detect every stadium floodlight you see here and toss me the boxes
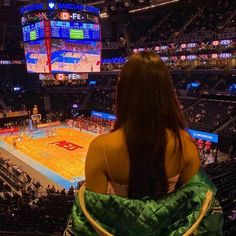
[100,12,109,18]
[100,6,108,18]
[87,0,105,6]
[129,0,179,13]
[110,5,116,11]
[124,1,131,7]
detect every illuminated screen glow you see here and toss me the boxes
[23,21,45,42]
[70,29,84,39]
[51,39,101,73]
[30,30,37,40]
[24,40,50,73]
[22,19,101,73]
[50,21,100,40]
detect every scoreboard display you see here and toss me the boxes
[50,21,100,40]
[23,21,100,42]
[21,2,101,73]
[23,21,45,41]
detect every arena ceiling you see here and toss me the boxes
[0,0,179,16]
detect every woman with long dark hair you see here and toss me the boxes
[85,51,199,198]
[65,52,223,236]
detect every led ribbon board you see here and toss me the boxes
[20,2,100,15]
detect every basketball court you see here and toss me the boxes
[0,127,96,188]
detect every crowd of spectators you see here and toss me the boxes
[101,63,123,71]
[142,1,201,43]
[183,0,235,36]
[0,153,75,235]
[72,76,236,156]
[86,88,115,113]
[74,115,113,134]
[98,0,235,72]
[205,160,236,236]
[127,0,236,45]
[1,146,236,235]
[50,92,87,115]
[15,71,231,153]
[72,114,225,167]
[0,153,45,193]
[100,56,235,72]
[219,120,236,138]
[194,139,219,165]
[75,75,236,135]
[0,95,235,235]
[184,100,236,132]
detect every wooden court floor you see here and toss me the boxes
[1,128,96,181]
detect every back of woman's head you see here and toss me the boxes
[113,51,186,199]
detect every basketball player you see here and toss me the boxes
[99,126,102,135]
[74,61,77,71]
[10,126,14,136]
[47,129,51,138]
[59,62,64,71]
[12,138,17,150]
[81,49,88,63]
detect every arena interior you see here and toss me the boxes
[0,0,236,235]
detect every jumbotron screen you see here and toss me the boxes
[21,2,101,73]
[24,39,50,73]
[51,39,101,73]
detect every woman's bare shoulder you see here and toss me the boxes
[90,129,123,148]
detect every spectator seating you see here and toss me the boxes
[1,154,236,235]
[127,0,236,45]
[0,154,75,235]
[205,160,236,236]
[184,100,236,132]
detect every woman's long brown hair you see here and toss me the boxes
[113,51,186,199]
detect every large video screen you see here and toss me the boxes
[22,20,101,73]
[24,40,50,73]
[51,39,101,73]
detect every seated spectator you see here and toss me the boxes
[51,185,56,193]
[61,188,66,195]
[33,180,41,189]
[65,52,223,235]
[68,186,74,196]
[46,185,51,194]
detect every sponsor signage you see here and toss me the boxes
[20,3,44,14]
[91,111,116,120]
[39,73,88,80]
[188,129,218,143]
[20,2,100,15]
[0,60,25,64]
[51,140,83,151]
